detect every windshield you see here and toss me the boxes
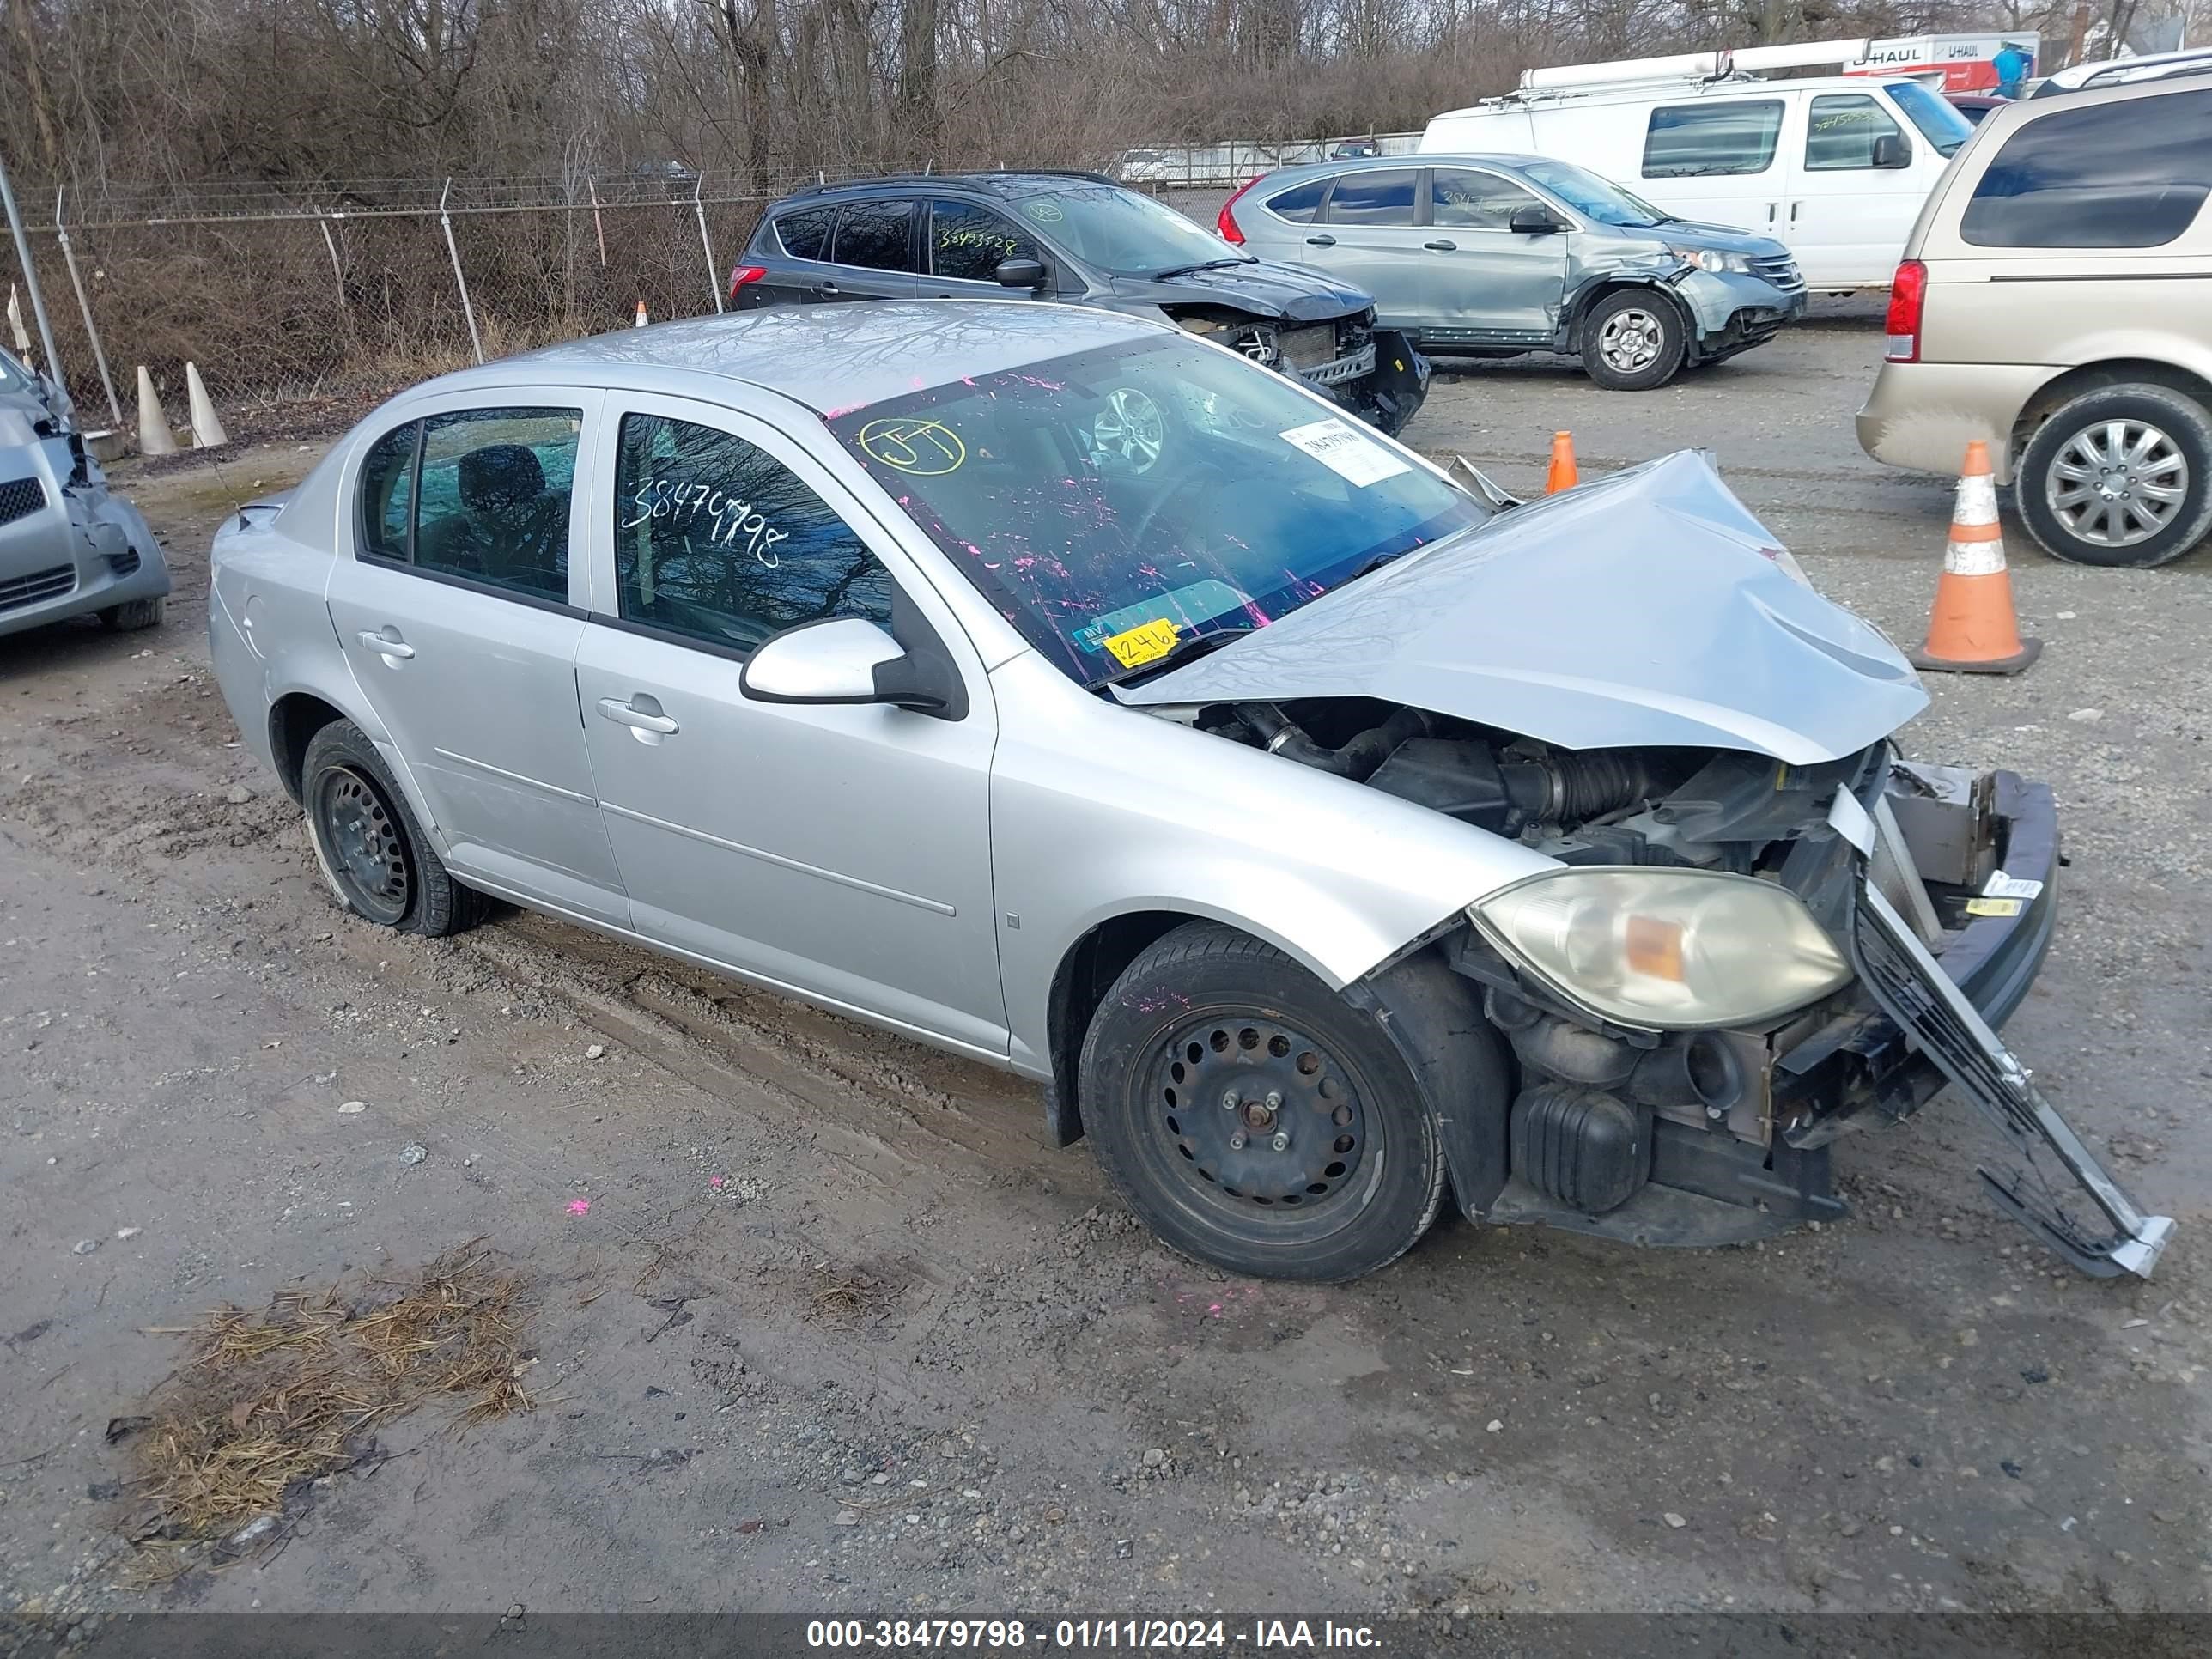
[1885,82,1973,155]
[830,337,1488,688]
[1515,158,1672,227]
[0,349,33,393]
[1005,180,1246,277]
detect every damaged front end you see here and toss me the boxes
[1173,308,1431,437]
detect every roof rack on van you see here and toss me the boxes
[1511,36,1875,96]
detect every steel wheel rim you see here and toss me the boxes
[313,767,410,925]
[2047,418,2188,548]
[1092,386,1166,474]
[1143,1013,1370,1220]
[1598,307,1664,373]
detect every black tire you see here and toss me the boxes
[1077,922,1446,1282]
[1578,289,1687,392]
[2016,385,2212,568]
[99,596,165,630]
[300,720,487,937]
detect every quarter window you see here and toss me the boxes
[1322,170,1418,227]
[1962,93,2212,249]
[929,200,1041,283]
[775,207,835,261]
[1805,94,1908,171]
[612,412,895,654]
[832,200,917,272]
[1262,179,1330,223]
[1428,168,1543,229]
[1642,100,1784,178]
[355,407,579,605]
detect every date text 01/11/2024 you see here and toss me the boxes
[804,1620,1382,1650]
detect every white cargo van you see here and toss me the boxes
[1421,45,1978,289]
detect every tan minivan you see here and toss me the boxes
[1856,76,2212,567]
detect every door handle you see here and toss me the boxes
[357,629,413,660]
[1304,234,1336,246]
[596,696,679,736]
[1790,202,1802,223]
[819,282,842,297]
[1766,203,1778,224]
[1423,240,1457,251]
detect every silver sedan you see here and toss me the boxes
[207,301,2168,1283]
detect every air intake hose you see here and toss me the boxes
[1240,703,1427,781]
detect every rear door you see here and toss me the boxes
[1634,94,1791,235]
[823,198,927,302]
[1300,167,1426,330]
[1784,92,1925,286]
[1419,166,1569,343]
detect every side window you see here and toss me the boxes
[1805,94,1907,171]
[1428,168,1542,229]
[929,200,1041,283]
[1263,178,1330,224]
[1322,170,1418,227]
[357,422,418,562]
[1642,100,1784,178]
[1962,93,2212,249]
[832,200,917,272]
[411,408,580,603]
[612,412,896,654]
[775,207,835,261]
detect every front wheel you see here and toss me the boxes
[1076,923,1446,1282]
[2016,385,2212,568]
[1579,290,1687,391]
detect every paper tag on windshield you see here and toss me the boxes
[1982,870,2044,901]
[1279,418,1410,487]
[1101,617,1179,669]
[1965,896,2025,918]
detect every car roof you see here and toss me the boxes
[1259,152,1540,185]
[415,301,1164,418]
[771,171,1121,208]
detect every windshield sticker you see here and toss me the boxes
[620,479,788,566]
[1072,580,1251,653]
[1100,617,1179,669]
[1982,870,2044,901]
[1279,418,1411,488]
[1964,896,2025,919]
[858,417,966,476]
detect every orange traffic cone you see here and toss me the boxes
[1544,431,1578,494]
[1910,440,2041,675]
[634,299,648,328]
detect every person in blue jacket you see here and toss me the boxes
[1993,40,2034,97]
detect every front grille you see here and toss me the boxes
[106,548,140,578]
[0,476,45,528]
[0,562,76,612]
[1750,253,1805,293]
[1850,892,2032,1135]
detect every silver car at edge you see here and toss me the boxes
[207,301,2169,1284]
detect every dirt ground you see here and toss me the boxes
[2,315,2208,1636]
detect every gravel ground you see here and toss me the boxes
[0,315,2207,1638]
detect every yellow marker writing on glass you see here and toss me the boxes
[1101,617,1179,669]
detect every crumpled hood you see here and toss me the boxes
[1656,220,1794,258]
[1117,449,1927,764]
[1113,258,1372,324]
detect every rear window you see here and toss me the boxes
[1323,170,1417,227]
[1643,100,1784,178]
[832,200,916,271]
[1263,179,1330,223]
[775,207,834,261]
[1962,93,2212,248]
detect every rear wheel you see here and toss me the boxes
[1077,922,1445,1282]
[2017,385,2212,568]
[301,720,486,936]
[1580,290,1687,392]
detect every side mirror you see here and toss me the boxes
[739,617,948,714]
[1509,204,1566,235]
[1872,131,1911,169]
[994,257,1048,289]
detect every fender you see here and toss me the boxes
[1555,270,1692,354]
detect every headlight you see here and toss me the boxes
[1668,246,1753,276]
[1468,867,1853,1030]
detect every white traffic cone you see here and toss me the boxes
[135,366,179,457]
[185,362,228,447]
[634,299,648,328]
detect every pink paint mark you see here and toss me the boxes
[822,404,860,421]
[566,1198,592,1216]
[709,1175,726,1190]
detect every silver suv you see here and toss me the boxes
[1856,76,2212,567]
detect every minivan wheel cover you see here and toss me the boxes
[2047,419,2190,548]
[314,767,410,925]
[1598,308,1665,373]
[1146,1014,1368,1213]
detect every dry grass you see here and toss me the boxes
[115,1243,533,1552]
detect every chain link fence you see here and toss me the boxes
[0,143,1413,437]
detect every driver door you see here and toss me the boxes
[574,392,1009,1055]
